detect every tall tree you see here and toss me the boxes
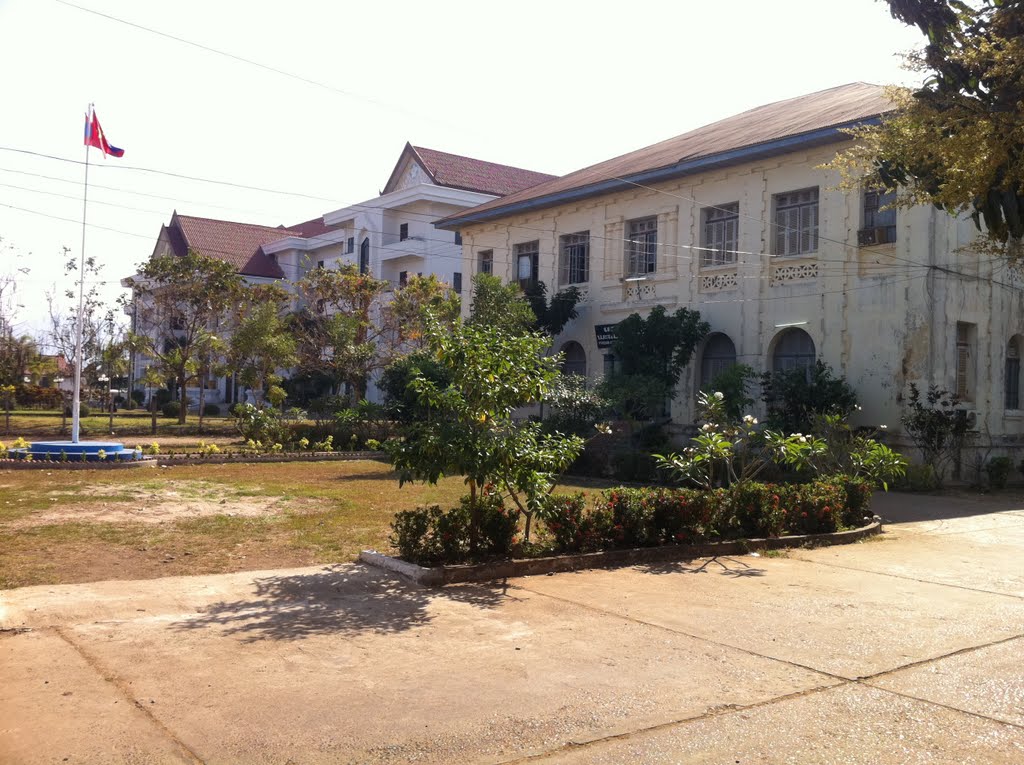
[832,1,1024,256]
[381,274,461,355]
[228,283,296,407]
[292,264,388,400]
[467,274,535,334]
[600,305,710,420]
[125,251,243,423]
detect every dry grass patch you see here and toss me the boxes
[0,460,613,589]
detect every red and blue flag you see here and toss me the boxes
[83,109,124,158]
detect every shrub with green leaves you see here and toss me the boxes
[761,361,858,434]
[986,456,1013,489]
[232,403,287,444]
[901,384,971,487]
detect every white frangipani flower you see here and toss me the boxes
[714,391,724,400]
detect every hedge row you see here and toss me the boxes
[391,476,874,565]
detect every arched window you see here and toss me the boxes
[772,328,815,373]
[359,237,370,275]
[700,333,737,390]
[561,341,587,377]
[1006,336,1022,409]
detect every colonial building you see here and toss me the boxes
[124,145,555,406]
[439,83,1024,458]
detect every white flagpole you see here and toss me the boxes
[71,103,93,444]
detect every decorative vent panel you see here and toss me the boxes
[699,271,738,292]
[770,261,818,286]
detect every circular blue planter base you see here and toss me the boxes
[8,441,143,462]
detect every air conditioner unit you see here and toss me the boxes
[857,227,896,246]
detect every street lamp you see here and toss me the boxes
[54,376,67,434]
[98,373,112,432]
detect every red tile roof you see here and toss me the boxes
[410,145,557,196]
[439,83,895,226]
[173,214,294,278]
[287,215,340,239]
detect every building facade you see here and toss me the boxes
[440,83,1024,459]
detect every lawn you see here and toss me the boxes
[0,460,613,589]
[1,409,242,451]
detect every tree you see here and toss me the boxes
[381,274,461,354]
[45,248,108,395]
[292,264,389,400]
[600,305,710,420]
[228,284,296,408]
[125,251,243,424]
[386,316,584,546]
[523,281,582,336]
[831,1,1024,256]
[467,274,535,334]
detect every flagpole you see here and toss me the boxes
[71,103,93,444]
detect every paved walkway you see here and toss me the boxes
[2,492,1024,764]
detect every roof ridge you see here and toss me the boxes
[412,145,557,177]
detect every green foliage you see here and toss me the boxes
[601,305,709,420]
[202,404,221,417]
[384,274,461,352]
[901,383,971,487]
[542,374,608,437]
[985,456,1013,489]
[543,493,609,553]
[232,403,287,444]
[522,281,582,336]
[760,361,858,434]
[467,273,535,334]
[705,364,756,422]
[904,463,940,492]
[388,491,519,564]
[831,2,1024,252]
[228,286,296,405]
[386,315,583,545]
[161,402,181,419]
[380,352,453,423]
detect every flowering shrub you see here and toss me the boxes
[544,493,608,553]
[651,488,725,544]
[600,488,658,548]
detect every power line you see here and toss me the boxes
[53,0,462,131]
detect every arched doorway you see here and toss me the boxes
[699,333,737,391]
[771,328,815,374]
[560,341,587,377]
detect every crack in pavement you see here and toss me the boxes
[52,626,205,765]
[785,554,1024,601]
[509,576,1024,762]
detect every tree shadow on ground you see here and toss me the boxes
[330,469,397,482]
[634,555,766,578]
[173,565,511,642]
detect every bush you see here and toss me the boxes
[389,493,518,564]
[843,477,874,526]
[730,482,786,538]
[600,488,658,547]
[651,488,724,544]
[544,493,604,553]
[161,401,181,418]
[233,403,286,444]
[901,384,971,487]
[904,463,939,491]
[202,403,221,417]
[131,389,146,406]
[154,388,173,407]
[64,403,91,418]
[761,361,858,434]
[986,456,1013,489]
[779,477,846,535]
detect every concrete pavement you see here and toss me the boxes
[2,491,1023,764]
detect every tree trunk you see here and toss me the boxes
[150,394,157,435]
[468,478,480,555]
[198,373,206,434]
[178,374,187,424]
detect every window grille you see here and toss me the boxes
[1006,340,1021,409]
[478,250,493,275]
[515,241,539,290]
[702,203,739,267]
[625,218,658,276]
[774,188,819,256]
[559,232,590,285]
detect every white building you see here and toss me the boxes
[125,144,554,406]
[439,83,1024,461]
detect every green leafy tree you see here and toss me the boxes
[831,1,1024,256]
[382,274,461,353]
[760,361,858,434]
[386,316,584,545]
[600,305,710,419]
[125,250,243,423]
[467,273,535,334]
[292,264,388,400]
[901,383,972,487]
[523,281,582,336]
[704,363,757,422]
[228,284,296,408]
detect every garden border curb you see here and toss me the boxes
[359,518,883,587]
[0,451,387,470]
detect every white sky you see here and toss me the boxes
[0,0,925,343]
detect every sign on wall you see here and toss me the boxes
[594,323,619,349]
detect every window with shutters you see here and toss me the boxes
[625,217,658,277]
[453,272,462,294]
[700,333,738,389]
[346,237,354,254]
[454,232,462,246]
[773,188,819,257]
[1006,337,1021,410]
[399,223,409,241]
[515,241,539,290]
[701,203,739,267]
[956,322,975,401]
[559,232,590,285]
[477,250,493,275]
